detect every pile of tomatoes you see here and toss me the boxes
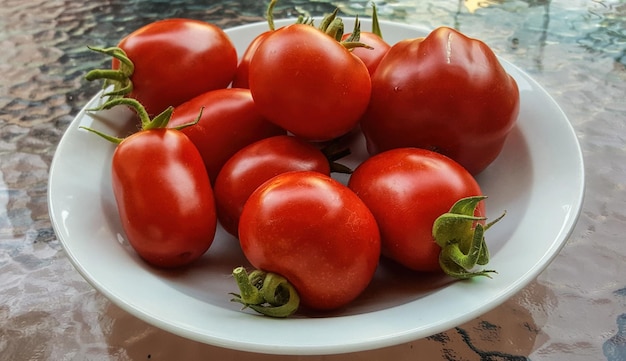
[82,1,519,317]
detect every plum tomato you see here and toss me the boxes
[87,18,238,116]
[238,171,381,311]
[347,147,485,273]
[213,135,331,237]
[82,99,217,268]
[342,31,391,76]
[248,23,371,142]
[167,88,285,183]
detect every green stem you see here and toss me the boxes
[230,267,300,318]
[85,46,135,100]
[266,0,278,31]
[371,3,383,38]
[432,196,505,279]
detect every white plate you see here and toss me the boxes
[48,19,585,355]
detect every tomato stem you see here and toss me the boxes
[432,196,505,279]
[80,98,201,144]
[230,266,300,318]
[371,3,383,39]
[266,0,278,31]
[341,16,374,50]
[85,46,135,100]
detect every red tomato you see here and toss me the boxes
[347,147,484,272]
[341,31,391,75]
[248,23,371,141]
[214,135,331,237]
[239,171,381,311]
[231,31,271,88]
[111,19,238,115]
[167,88,285,183]
[360,26,519,175]
[112,128,217,268]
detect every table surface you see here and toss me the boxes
[2,0,625,360]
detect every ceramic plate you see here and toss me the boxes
[48,18,585,355]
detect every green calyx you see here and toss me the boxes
[80,98,201,144]
[230,267,300,318]
[371,3,383,39]
[432,196,506,279]
[319,10,372,51]
[85,46,135,100]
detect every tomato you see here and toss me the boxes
[167,88,285,183]
[87,19,238,116]
[342,31,391,75]
[347,147,484,273]
[248,23,371,141]
[83,98,217,268]
[238,171,380,311]
[231,31,270,88]
[360,26,520,175]
[214,135,331,237]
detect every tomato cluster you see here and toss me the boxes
[82,2,517,317]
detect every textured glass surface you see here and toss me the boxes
[1,0,625,359]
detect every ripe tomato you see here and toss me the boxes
[167,88,285,183]
[344,31,391,75]
[83,98,218,269]
[248,23,371,141]
[214,135,331,237]
[347,147,484,273]
[360,26,519,175]
[231,31,270,88]
[238,171,381,311]
[111,128,217,268]
[89,19,238,116]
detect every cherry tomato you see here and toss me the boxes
[347,147,484,272]
[248,23,371,141]
[238,171,381,311]
[360,26,519,175]
[88,19,238,116]
[214,135,331,237]
[167,88,285,183]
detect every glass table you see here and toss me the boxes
[1,0,625,359]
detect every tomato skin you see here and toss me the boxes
[112,128,217,268]
[239,171,381,311]
[249,24,371,141]
[114,19,238,115]
[347,148,484,272]
[168,88,286,183]
[231,31,271,89]
[360,26,519,175]
[214,135,331,237]
[341,31,391,75]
